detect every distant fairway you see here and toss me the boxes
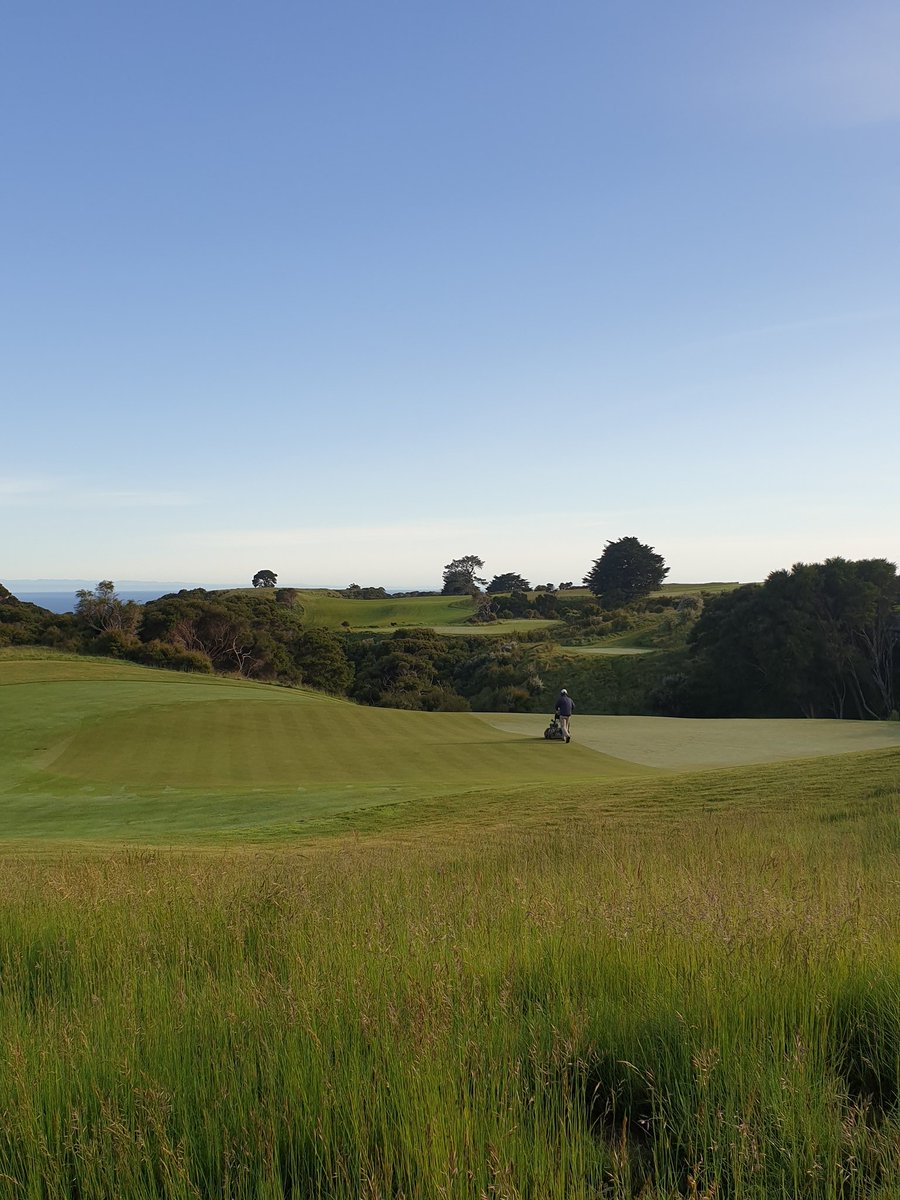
[217,588,563,636]
[558,644,655,656]
[221,583,740,632]
[253,588,475,628]
[2,651,898,844]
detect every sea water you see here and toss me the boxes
[15,590,179,614]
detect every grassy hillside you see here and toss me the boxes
[2,652,898,845]
[655,580,741,596]
[217,584,740,634]
[227,588,477,628]
[0,652,646,844]
[1,651,899,1196]
[214,588,560,638]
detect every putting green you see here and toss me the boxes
[479,713,900,769]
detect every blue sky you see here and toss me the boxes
[3,1,898,589]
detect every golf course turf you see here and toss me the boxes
[4,651,898,845]
[0,650,898,1197]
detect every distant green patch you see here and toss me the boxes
[221,588,479,629]
[655,581,742,596]
[560,644,656,656]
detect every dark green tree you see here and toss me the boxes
[275,588,300,607]
[469,592,498,623]
[291,628,353,694]
[584,538,669,609]
[252,569,278,588]
[442,555,487,595]
[684,558,899,719]
[533,590,559,618]
[486,572,531,594]
[343,584,389,599]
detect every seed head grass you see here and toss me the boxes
[0,653,898,1196]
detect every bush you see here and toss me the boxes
[647,672,694,716]
[93,630,142,659]
[131,640,213,673]
[275,588,302,609]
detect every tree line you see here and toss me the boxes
[1,547,897,720]
[440,537,669,606]
[661,557,900,720]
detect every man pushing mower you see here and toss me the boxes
[544,688,574,742]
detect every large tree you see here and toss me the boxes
[442,555,487,595]
[486,572,531,594]
[252,569,278,588]
[583,538,669,608]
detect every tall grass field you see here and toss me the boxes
[0,651,898,1197]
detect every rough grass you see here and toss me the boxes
[0,656,899,1195]
[0,763,897,1198]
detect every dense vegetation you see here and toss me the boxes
[2,554,898,720]
[671,558,900,720]
[0,584,75,650]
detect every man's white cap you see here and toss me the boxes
[561,688,568,694]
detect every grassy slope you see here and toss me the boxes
[0,745,897,1197]
[259,589,475,627]
[2,652,898,846]
[1,651,899,1196]
[656,580,741,596]
[0,654,647,844]
[217,584,740,634]
[219,588,560,636]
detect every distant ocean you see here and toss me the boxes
[16,590,179,614]
[14,585,430,613]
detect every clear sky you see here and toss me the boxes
[3,1,898,589]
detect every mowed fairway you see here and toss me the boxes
[222,588,558,634]
[0,653,647,843]
[3,651,899,845]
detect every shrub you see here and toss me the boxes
[131,640,213,673]
[93,630,142,659]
